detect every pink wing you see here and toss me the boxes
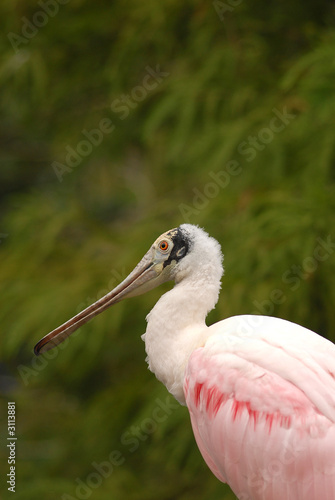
[184,315,335,500]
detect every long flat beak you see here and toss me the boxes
[34,250,161,356]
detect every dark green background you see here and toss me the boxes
[1,1,335,498]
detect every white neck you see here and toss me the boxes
[142,266,222,404]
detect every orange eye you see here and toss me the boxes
[159,240,169,251]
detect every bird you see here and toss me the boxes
[34,223,335,499]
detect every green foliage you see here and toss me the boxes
[1,1,335,499]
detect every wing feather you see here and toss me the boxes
[184,315,335,500]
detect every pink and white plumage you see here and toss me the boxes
[185,316,335,499]
[34,224,335,499]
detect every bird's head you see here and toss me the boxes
[34,224,222,355]
[123,225,192,296]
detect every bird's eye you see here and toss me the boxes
[159,240,169,252]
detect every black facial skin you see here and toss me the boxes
[163,227,191,268]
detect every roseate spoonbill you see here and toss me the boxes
[34,224,335,499]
